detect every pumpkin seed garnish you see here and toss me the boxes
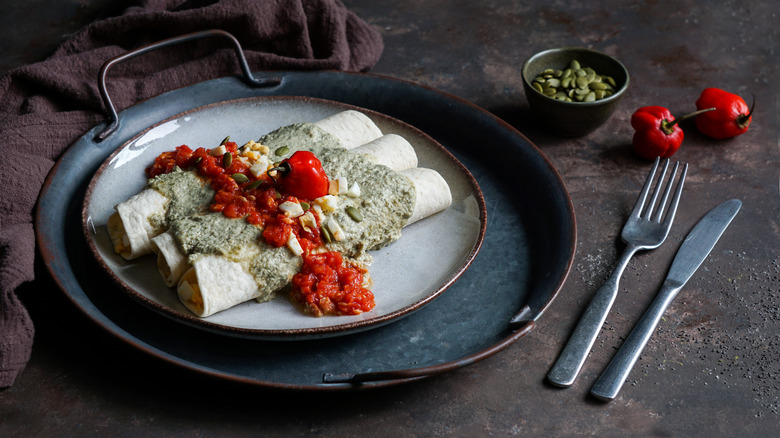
[274,146,290,157]
[320,224,333,243]
[222,152,232,168]
[231,173,249,183]
[245,179,263,190]
[346,206,363,222]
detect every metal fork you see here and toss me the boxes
[547,157,687,388]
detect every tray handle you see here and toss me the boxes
[95,29,281,142]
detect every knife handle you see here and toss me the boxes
[590,282,682,401]
[547,245,638,387]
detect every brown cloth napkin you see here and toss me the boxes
[0,0,382,388]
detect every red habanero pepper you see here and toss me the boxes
[694,87,754,139]
[269,151,329,200]
[631,106,684,159]
[630,106,715,160]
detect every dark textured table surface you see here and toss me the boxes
[2,1,778,436]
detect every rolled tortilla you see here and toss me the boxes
[351,134,418,172]
[313,110,382,150]
[177,255,262,317]
[108,188,169,260]
[150,231,188,287]
[401,167,453,226]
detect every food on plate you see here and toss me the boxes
[351,134,418,172]
[401,167,453,226]
[311,109,382,149]
[149,134,422,292]
[108,166,213,260]
[108,111,452,318]
[270,150,331,200]
[107,186,170,260]
[150,231,188,287]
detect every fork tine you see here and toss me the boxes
[661,162,688,228]
[652,161,680,222]
[644,158,670,218]
[631,157,660,218]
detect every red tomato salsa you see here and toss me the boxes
[146,142,311,234]
[146,142,375,316]
[291,251,375,316]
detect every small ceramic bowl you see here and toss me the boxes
[522,47,629,136]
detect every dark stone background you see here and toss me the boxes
[2,1,778,436]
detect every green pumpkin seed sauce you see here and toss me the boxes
[259,123,415,261]
[147,168,214,230]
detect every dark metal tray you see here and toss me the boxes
[37,70,576,390]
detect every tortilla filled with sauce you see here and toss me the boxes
[107,188,169,260]
[312,109,382,149]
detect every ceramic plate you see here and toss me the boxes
[82,96,485,340]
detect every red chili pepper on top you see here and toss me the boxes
[270,150,329,200]
[694,87,754,139]
[630,106,715,160]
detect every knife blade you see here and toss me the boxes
[590,198,741,401]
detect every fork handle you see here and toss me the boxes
[547,245,638,387]
[590,282,682,401]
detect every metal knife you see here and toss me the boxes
[590,198,742,401]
